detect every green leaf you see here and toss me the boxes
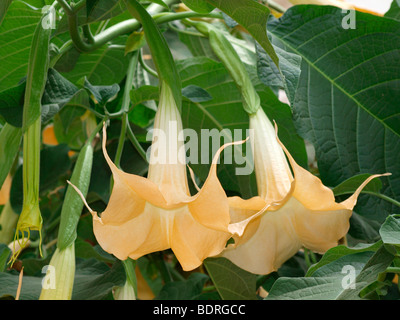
[0,244,11,272]
[41,69,81,122]
[181,85,212,103]
[380,215,400,247]
[0,123,22,189]
[256,41,302,106]
[332,173,384,197]
[156,273,209,300]
[204,257,258,300]
[306,241,382,277]
[0,272,42,300]
[0,82,25,128]
[86,0,101,18]
[83,78,120,106]
[0,0,13,24]
[59,43,131,86]
[181,0,215,14]
[0,69,80,128]
[267,246,394,300]
[205,0,279,68]
[338,246,395,300]
[57,0,127,33]
[269,6,400,222]
[385,0,400,21]
[72,259,125,300]
[75,238,115,264]
[125,31,146,55]
[0,1,42,91]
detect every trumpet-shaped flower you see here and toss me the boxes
[87,84,244,271]
[222,108,389,275]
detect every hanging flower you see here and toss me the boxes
[83,84,245,271]
[221,107,389,275]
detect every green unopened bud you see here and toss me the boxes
[113,281,137,300]
[208,28,260,115]
[113,258,137,300]
[188,19,261,115]
[39,244,75,300]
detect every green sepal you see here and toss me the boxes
[125,0,182,111]
[22,13,51,131]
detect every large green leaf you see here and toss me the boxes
[204,257,258,300]
[155,273,209,300]
[385,0,400,21]
[59,41,131,86]
[379,215,400,247]
[0,0,13,24]
[0,1,42,91]
[266,246,394,300]
[268,6,400,222]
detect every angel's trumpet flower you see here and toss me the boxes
[83,84,244,271]
[222,107,389,275]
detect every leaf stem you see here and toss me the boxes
[362,191,400,208]
[139,48,159,78]
[122,258,138,294]
[126,121,148,163]
[60,0,222,53]
[114,113,128,169]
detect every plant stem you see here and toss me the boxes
[113,52,139,168]
[139,48,159,78]
[127,121,148,163]
[122,258,138,292]
[386,267,400,274]
[362,191,400,208]
[114,113,128,169]
[61,0,222,53]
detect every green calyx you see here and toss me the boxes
[189,21,260,115]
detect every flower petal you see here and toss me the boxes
[222,206,301,275]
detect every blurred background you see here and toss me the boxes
[274,0,393,15]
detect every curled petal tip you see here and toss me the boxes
[66,180,98,217]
